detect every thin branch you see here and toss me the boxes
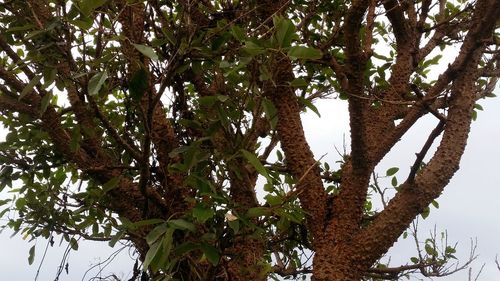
[87,95,143,162]
[407,120,445,183]
[468,263,486,281]
[282,154,326,203]
[411,84,447,122]
[34,233,53,281]
[417,0,433,30]
[81,245,128,281]
[364,0,376,54]
[0,91,38,116]
[371,172,387,208]
[383,0,411,45]
[0,34,35,80]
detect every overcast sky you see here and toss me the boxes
[1,87,499,280]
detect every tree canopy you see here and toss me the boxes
[0,0,499,280]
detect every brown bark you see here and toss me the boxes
[226,164,265,281]
[264,54,328,243]
[355,0,500,269]
[311,0,499,280]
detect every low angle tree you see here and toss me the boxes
[0,0,499,280]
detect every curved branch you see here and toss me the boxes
[353,0,500,269]
[264,54,327,242]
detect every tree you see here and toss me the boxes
[0,0,498,280]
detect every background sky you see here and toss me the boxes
[1,86,499,280]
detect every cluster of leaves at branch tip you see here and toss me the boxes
[236,16,323,62]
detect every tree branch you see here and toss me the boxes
[264,54,327,241]
[408,120,445,183]
[353,0,500,269]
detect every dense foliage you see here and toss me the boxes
[0,0,498,280]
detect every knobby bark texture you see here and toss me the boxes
[0,0,499,280]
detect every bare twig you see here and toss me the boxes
[371,172,387,208]
[407,120,445,183]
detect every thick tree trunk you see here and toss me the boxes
[313,246,363,281]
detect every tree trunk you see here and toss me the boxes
[313,246,363,281]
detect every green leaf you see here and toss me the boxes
[241,41,265,56]
[146,223,168,245]
[198,96,220,107]
[410,257,419,263]
[0,199,11,207]
[0,208,9,219]
[15,198,27,209]
[168,219,196,232]
[262,98,278,129]
[200,244,220,266]
[157,229,174,268]
[290,78,308,88]
[273,17,295,48]
[70,238,79,250]
[264,194,282,206]
[230,25,246,42]
[130,219,165,229]
[276,150,283,161]
[211,33,230,51]
[80,0,108,16]
[298,97,321,117]
[39,93,52,115]
[70,126,81,152]
[108,231,124,247]
[88,71,108,96]
[427,54,442,66]
[386,167,399,176]
[143,240,162,270]
[425,244,437,256]
[259,65,272,81]
[431,200,439,209]
[193,205,214,223]
[6,24,35,33]
[71,19,93,30]
[28,245,35,265]
[132,43,158,60]
[129,68,148,101]
[474,103,483,111]
[246,207,272,218]
[175,242,199,256]
[24,30,44,41]
[421,206,430,219]
[240,149,272,183]
[102,177,120,193]
[288,46,323,60]
[19,75,42,100]
[164,30,176,45]
[263,183,274,192]
[445,246,456,254]
[228,219,239,234]
[219,60,231,68]
[391,176,398,187]
[217,95,229,102]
